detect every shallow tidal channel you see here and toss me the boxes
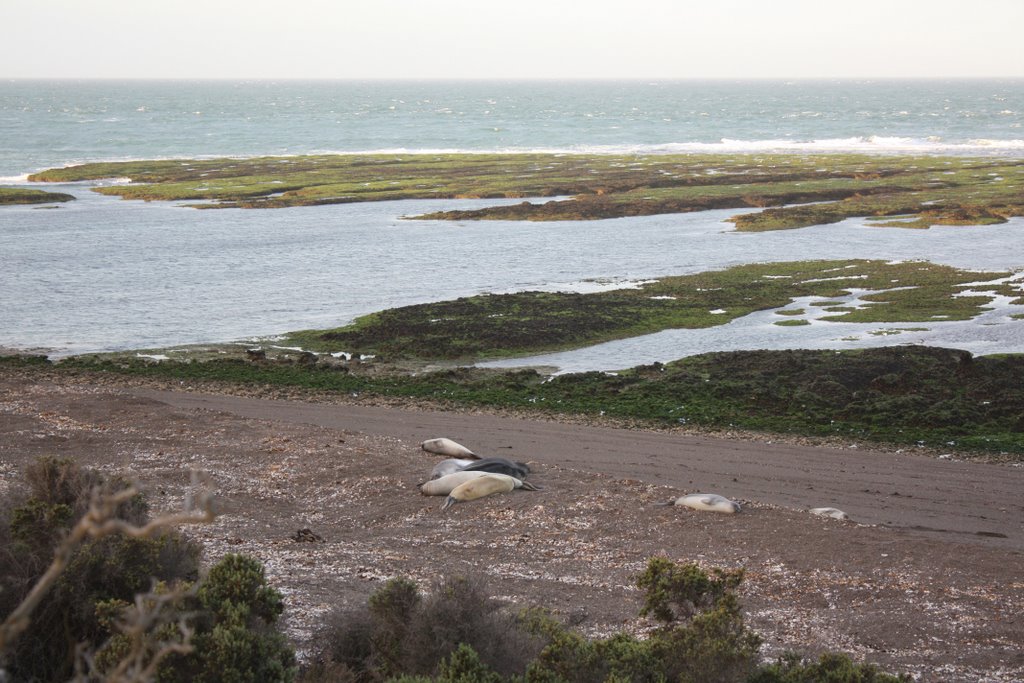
[2,183,1023,367]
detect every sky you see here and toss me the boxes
[2,0,1022,80]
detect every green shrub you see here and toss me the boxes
[305,574,543,682]
[636,559,759,683]
[93,554,297,682]
[2,457,296,681]
[636,556,744,624]
[8,498,73,545]
[369,577,422,676]
[304,558,911,683]
[652,593,761,683]
[749,651,913,682]
[154,553,296,683]
[523,628,666,683]
[387,643,505,683]
[521,558,759,683]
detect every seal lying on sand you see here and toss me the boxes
[810,507,849,520]
[460,457,530,480]
[428,458,476,480]
[420,470,540,496]
[421,437,478,459]
[429,456,530,481]
[665,493,741,514]
[442,473,517,510]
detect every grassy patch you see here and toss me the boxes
[0,187,74,205]
[283,260,1014,361]
[28,153,1024,231]
[773,319,810,326]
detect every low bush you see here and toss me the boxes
[305,558,907,683]
[749,651,912,682]
[0,456,295,682]
[521,559,759,683]
[304,574,544,682]
[124,553,297,683]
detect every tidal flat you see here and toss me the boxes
[283,259,1021,362]
[29,152,1024,231]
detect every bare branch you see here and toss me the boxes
[0,472,215,658]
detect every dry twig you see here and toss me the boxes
[0,472,215,663]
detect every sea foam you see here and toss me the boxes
[321,137,1024,158]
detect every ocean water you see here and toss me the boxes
[1,79,1023,366]
[3,79,1024,178]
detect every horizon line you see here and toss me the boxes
[4,75,1024,82]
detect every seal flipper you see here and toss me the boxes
[519,481,542,491]
[441,495,458,510]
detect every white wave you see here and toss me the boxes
[317,137,1024,157]
[12,137,1024,181]
[592,137,1024,155]
[0,173,31,184]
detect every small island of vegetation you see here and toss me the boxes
[27,152,1024,231]
[282,259,1018,362]
[0,187,74,206]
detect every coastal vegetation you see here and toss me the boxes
[11,344,1023,457]
[301,560,908,682]
[283,259,1018,362]
[27,153,1024,231]
[0,187,74,205]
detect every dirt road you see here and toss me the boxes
[134,388,1024,552]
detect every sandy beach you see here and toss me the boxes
[1,365,1022,682]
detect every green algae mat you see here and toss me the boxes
[29,153,1024,231]
[282,259,1021,362]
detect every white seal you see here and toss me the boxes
[421,471,539,496]
[420,437,478,458]
[442,473,518,510]
[810,507,849,521]
[671,493,741,514]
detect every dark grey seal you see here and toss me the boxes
[460,457,530,480]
